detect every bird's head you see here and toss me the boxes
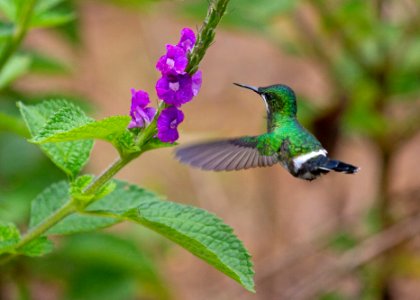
[234,83,297,117]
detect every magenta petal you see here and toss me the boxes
[144,107,157,122]
[156,73,195,106]
[178,28,196,52]
[128,89,156,129]
[157,128,179,143]
[156,45,188,75]
[156,76,174,103]
[128,120,138,129]
[130,89,150,108]
[157,106,184,143]
[191,70,202,96]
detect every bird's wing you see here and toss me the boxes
[175,135,278,171]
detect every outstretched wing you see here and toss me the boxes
[175,136,278,171]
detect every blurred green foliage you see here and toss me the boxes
[30,232,171,300]
[0,1,171,299]
[1,0,419,298]
[181,0,419,298]
[182,0,420,142]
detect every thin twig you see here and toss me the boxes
[283,213,420,299]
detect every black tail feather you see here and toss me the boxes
[320,159,359,174]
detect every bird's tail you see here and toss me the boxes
[319,159,359,174]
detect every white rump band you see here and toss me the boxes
[293,149,327,169]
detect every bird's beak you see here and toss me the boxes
[233,83,260,94]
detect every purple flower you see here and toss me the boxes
[192,70,202,96]
[155,73,191,106]
[157,106,184,143]
[156,45,188,75]
[128,89,156,129]
[178,28,196,52]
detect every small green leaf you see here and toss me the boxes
[70,175,95,202]
[0,222,20,253]
[113,130,137,154]
[19,236,53,257]
[18,100,94,177]
[0,54,31,88]
[94,180,117,201]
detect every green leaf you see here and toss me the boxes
[112,130,136,154]
[32,103,93,140]
[32,115,131,144]
[31,0,75,29]
[0,21,14,40]
[106,182,255,292]
[18,100,94,177]
[29,51,71,74]
[29,181,118,235]
[0,0,17,21]
[30,11,75,28]
[0,54,31,88]
[29,180,255,291]
[19,236,53,257]
[0,222,20,253]
[34,0,66,14]
[0,111,29,136]
[55,233,170,300]
[32,115,133,155]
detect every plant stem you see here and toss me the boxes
[0,0,37,73]
[83,155,135,195]
[0,200,75,265]
[0,156,134,266]
[186,0,230,74]
[0,0,231,266]
[17,200,75,250]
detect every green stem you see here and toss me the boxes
[0,0,230,266]
[0,156,134,266]
[0,199,75,265]
[83,156,135,195]
[16,200,75,250]
[0,0,37,73]
[186,0,230,74]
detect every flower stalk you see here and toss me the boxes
[186,0,229,74]
[0,0,231,266]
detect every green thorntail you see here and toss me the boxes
[175,83,359,181]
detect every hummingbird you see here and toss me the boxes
[175,83,359,181]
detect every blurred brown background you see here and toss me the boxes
[15,0,420,299]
